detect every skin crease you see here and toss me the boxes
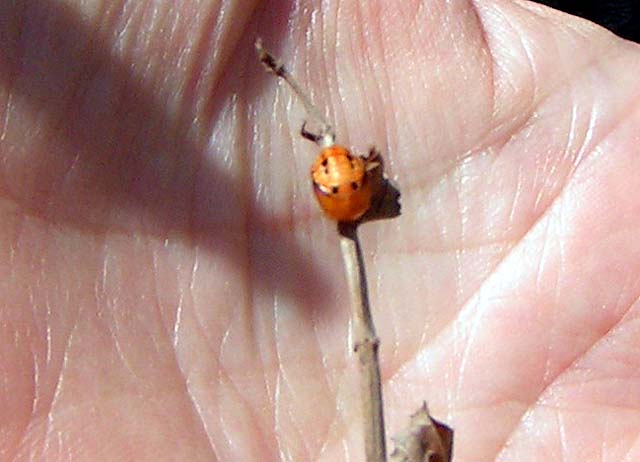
[1,0,640,460]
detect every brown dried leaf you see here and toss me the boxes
[390,402,453,462]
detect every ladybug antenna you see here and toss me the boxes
[256,38,335,148]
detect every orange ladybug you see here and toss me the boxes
[310,145,380,222]
[299,120,381,223]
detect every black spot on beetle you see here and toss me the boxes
[351,182,359,190]
[321,158,328,167]
[331,186,339,194]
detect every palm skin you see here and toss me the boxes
[1,0,640,461]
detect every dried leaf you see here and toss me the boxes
[390,403,453,462]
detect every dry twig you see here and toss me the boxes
[339,222,387,462]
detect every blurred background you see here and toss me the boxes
[534,0,640,43]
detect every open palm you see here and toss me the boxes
[2,1,640,461]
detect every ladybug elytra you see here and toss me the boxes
[310,145,379,222]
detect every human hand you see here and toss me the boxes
[1,1,639,461]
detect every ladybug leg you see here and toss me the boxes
[301,121,336,148]
[301,121,323,144]
[365,147,382,171]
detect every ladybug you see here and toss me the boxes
[310,145,379,222]
[300,122,381,222]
